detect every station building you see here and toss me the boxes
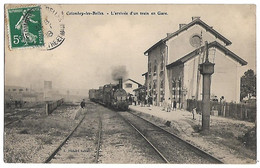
[122,78,142,96]
[143,17,247,108]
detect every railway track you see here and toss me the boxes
[4,113,33,127]
[44,110,103,163]
[4,104,45,127]
[44,115,87,163]
[118,111,223,164]
[95,113,103,163]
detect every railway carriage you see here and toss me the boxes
[89,89,96,101]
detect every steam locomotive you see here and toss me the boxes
[89,79,129,110]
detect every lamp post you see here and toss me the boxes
[199,41,215,132]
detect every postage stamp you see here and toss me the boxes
[7,6,44,49]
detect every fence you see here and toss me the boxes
[186,99,256,122]
[46,98,64,115]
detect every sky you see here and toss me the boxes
[5,4,256,90]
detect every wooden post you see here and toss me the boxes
[46,103,49,115]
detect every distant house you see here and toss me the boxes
[143,17,247,108]
[122,78,142,96]
[5,85,29,101]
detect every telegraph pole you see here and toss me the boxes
[199,41,215,132]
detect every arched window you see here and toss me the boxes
[154,60,157,75]
[154,65,157,75]
[149,83,151,89]
[153,80,157,89]
[160,79,164,88]
[160,62,164,71]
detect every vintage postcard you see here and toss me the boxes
[3,4,257,165]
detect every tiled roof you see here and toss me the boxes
[124,78,142,86]
[166,41,247,69]
[144,18,232,55]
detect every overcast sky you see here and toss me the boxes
[5,4,256,90]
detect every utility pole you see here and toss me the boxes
[199,41,215,132]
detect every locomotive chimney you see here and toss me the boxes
[119,78,123,89]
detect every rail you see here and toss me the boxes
[95,115,102,163]
[117,112,170,163]
[44,114,86,163]
[124,110,223,164]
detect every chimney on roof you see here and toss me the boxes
[192,16,201,21]
[179,24,187,29]
[118,78,123,89]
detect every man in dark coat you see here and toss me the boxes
[80,99,86,109]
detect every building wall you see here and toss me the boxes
[147,45,167,105]
[166,64,184,108]
[183,55,201,100]
[211,50,241,102]
[183,49,241,103]
[167,25,225,64]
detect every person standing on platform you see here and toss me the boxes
[167,98,171,112]
[173,99,177,111]
[133,96,136,106]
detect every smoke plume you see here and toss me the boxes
[111,65,128,81]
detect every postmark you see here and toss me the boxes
[7,6,44,49]
[41,5,66,50]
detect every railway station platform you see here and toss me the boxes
[129,104,255,130]
[129,105,195,123]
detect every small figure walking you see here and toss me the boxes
[80,99,86,109]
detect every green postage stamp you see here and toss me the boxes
[7,6,44,49]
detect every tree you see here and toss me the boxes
[240,69,256,101]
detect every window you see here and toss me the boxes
[153,80,157,89]
[190,34,202,48]
[125,83,132,88]
[148,62,151,74]
[149,83,151,89]
[160,62,164,71]
[154,64,157,75]
[19,89,23,92]
[160,79,164,88]
[13,89,16,91]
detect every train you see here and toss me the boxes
[89,79,129,111]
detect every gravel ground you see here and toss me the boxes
[96,104,165,164]
[4,103,80,163]
[4,105,44,125]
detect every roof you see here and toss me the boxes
[166,41,247,69]
[142,72,148,76]
[133,85,146,92]
[144,18,232,55]
[124,78,142,86]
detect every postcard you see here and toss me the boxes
[4,4,256,164]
